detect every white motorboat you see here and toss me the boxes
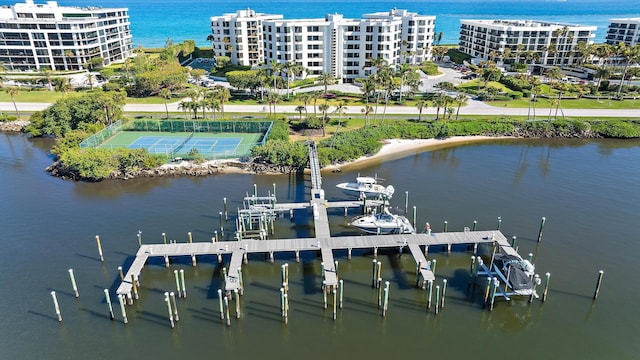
[492,254,537,296]
[349,208,415,234]
[336,176,395,199]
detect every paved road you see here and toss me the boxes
[4,99,638,118]
[2,63,639,117]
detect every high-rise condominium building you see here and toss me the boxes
[0,0,132,71]
[459,20,596,67]
[211,8,435,82]
[606,18,640,47]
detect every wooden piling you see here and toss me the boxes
[404,191,409,215]
[223,197,228,221]
[118,266,124,281]
[322,280,327,309]
[483,277,492,305]
[162,232,166,244]
[371,259,377,287]
[472,220,477,231]
[431,259,437,276]
[490,279,499,311]
[51,291,62,322]
[443,220,448,232]
[219,212,224,236]
[339,279,344,309]
[441,279,447,309]
[347,248,352,260]
[174,270,181,297]
[529,275,540,303]
[131,274,138,300]
[497,216,502,231]
[382,281,390,317]
[332,285,337,320]
[95,235,104,262]
[511,236,517,247]
[542,272,551,302]
[593,270,604,300]
[170,292,179,321]
[118,294,128,324]
[435,285,440,315]
[537,217,546,242]
[412,206,417,229]
[137,231,142,247]
[376,261,382,289]
[427,280,433,309]
[234,289,241,318]
[68,269,79,298]
[224,297,231,326]
[188,232,193,243]
[104,289,114,320]
[218,289,224,320]
[178,269,186,298]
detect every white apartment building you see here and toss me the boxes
[210,9,283,67]
[211,8,435,83]
[606,18,640,47]
[459,20,596,67]
[0,0,132,71]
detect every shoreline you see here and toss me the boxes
[325,136,513,171]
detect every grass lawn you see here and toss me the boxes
[0,90,65,102]
[489,97,640,109]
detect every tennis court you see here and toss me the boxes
[99,131,260,159]
[81,120,273,161]
[128,136,242,157]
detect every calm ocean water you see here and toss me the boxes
[60,0,640,47]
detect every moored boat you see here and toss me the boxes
[348,207,415,234]
[336,176,395,199]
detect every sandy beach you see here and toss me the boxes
[325,136,512,171]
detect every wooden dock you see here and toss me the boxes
[116,141,525,301]
[116,230,512,295]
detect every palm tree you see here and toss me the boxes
[159,88,172,119]
[318,103,329,137]
[269,60,283,90]
[266,91,279,116]
[361,105,373,126]
[40,67,53,91]
[594,66,610,92]
[396,63,413,102]
[178,101,189,119]
[53,77,72,96]
[527,76,541,121]
[214,85,230,118]
[310,91,322,118]
[64,50,75,70]
[615,43,640,97]
[205,96,220,120]
[206,33,215,51]
[5,87,20,119]
[454,94,467,120]
[318,72,335,95]
[333,101,347,130]
[433,94,447,120]
[295,105,305,120]
[298,93,311,118]
[415,99,428,122]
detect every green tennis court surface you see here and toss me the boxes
[99,131,261,159]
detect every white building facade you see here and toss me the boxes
[210,9,283,67]
[459,20,596,66]
[606,18,640,47]
[212,8,435,82]
[0,0,132,71]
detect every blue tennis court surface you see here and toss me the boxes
[129,136,241,156]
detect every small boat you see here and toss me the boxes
[349,207,415,234]
[492,254,536,296]
[336,176,395,199]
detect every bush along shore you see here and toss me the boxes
[251,118,640,172]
